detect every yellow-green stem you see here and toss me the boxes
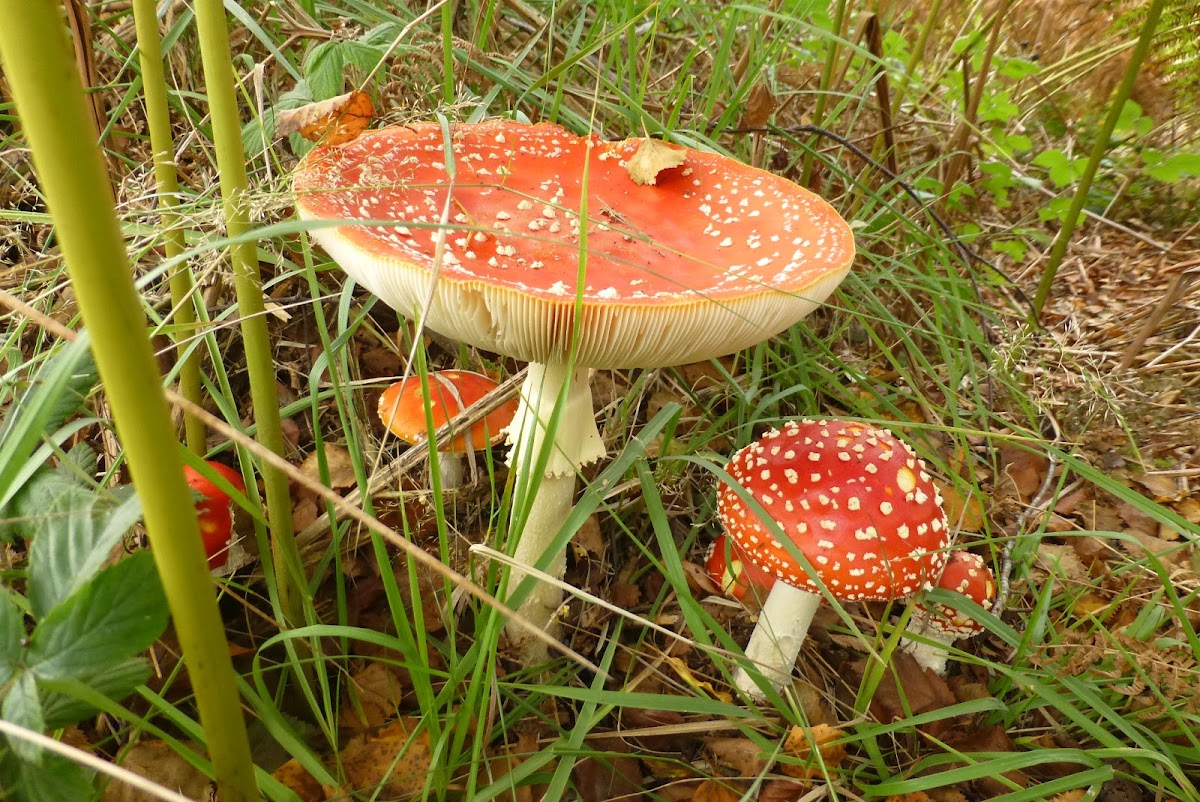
[1032,0,1167,319]
[0,5,258,801]
[132,0,205,454]
[192,0,305,628]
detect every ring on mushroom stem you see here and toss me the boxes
[718,419,949,698]
[294,120,855,660]
[901,550,995,675]
[378,370,520,489]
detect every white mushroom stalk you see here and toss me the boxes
[293,121,855,661]
[901,550,995,675]
[718,420,950,698]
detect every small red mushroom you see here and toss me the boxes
[378,370,519,489]
[704,532,776,603]
[718,420,949,697]
[183,461,245,570]
[902,550,995,674]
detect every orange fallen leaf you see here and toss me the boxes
[272,757,324,802]
[694,779,745,802]
[332,716,431,799]
[277,90,374,146]
[780,723,845,779]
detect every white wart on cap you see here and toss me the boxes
[293,120,855,369]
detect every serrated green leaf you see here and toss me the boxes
[28,552,166,680]
[0,334,96,513]
[0,589,23,689]
[304,41,345,99]
[38,659,151,729]
[61,443,98,479]
[1,673,44,764]
[0,748,94,802]
[26,484,143,619]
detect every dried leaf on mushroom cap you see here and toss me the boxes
[718,419,950,601]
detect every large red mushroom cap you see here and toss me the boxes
[718,420,949,601]
[293,120,854,369]
[378,370,518,453]
[918,550,995,637]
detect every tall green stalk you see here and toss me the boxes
[1032,0,1167,319]
[192,0,305,629]
[0,5,258,801]
[132,0,205,454]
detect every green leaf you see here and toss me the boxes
[38,659,151,729]
[1,673,44,764]
[0,334,96,513]
[26,479,143,619]
[304,41,345,99]
[0,748,94,802]
[0,589,23,689]
[1145,152,1200,183]
[28,552,166,681]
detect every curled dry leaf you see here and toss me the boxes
[706,737,769,776]
[624,138,687,185]
[277,90,375,146]
[780,723,846,779]
[738,83,778,129]
[300,443,358,489]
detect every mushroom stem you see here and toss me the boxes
[732,583,822,698]
[434,452,466,490]
[502,361,605,657]
[900,612,957,675]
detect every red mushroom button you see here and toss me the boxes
[295,120,855,656]
[183,461,246,571]
[378,370,519,489]
[718,419,949,696]
[902,550,995,674]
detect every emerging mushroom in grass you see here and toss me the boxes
[718,420,949,697]
[184,460,245,571]
[377,370,520,490]
[294,121,854,654]
[901,550,995,674]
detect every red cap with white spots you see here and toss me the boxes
[718,419,949,601]
[918,551,995,637]
[293,120,855,369]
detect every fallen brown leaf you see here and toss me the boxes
[277,90,374,146]
[851,652,956,736]
[338,662,406,732]
[693,779,744,802]
[624,138,687,185]
[333,716,431,799]
[738,83,778,129]
[998,445,1048,500]
[272,757,324,802]
[300,443,358,489]
[706,737,769,776]
[780,723,845,779]
[101,740,213,802]
[573,740,644,802]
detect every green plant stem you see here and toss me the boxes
[889,0,942,116]
[192,0,305,628]
[131,0,205,454]
[0,5,259,802]
[1032,0,1167,320]
[800,0,847,187]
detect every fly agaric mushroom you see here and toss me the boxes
[184,461,245,570]
[718,420,949,697]
[378,370,520,489]
[901,550,995,674]
[294,120,855,654]
[705,532,776,603]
